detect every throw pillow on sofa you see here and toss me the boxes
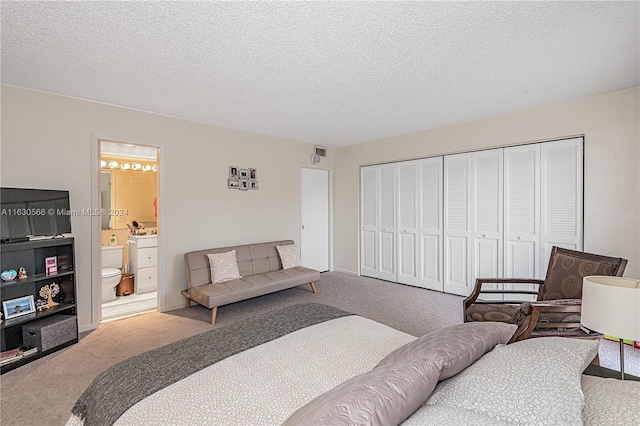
[277,244,302,269]
[207,250,242,283]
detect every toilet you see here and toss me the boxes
[101,245,123,303]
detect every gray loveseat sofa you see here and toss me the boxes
[183,240,320,324]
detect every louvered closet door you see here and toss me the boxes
[418,157,443,291]
[444,153,473,296]
[397,161,420,286]
[540,138,583,276]
[472,149,504,300]
[360,166,378,278]
[378,164,397,281]
[504,144,540,300]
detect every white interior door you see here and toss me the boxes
[419,157,443,291]
[540,137,584,276]
[360,166,378,278]
[444,153,473,296]
[504,144,540,300]
[377,164,397,281]
[397,161,420,286]
[301,168,329,272]
[472,149,504,300]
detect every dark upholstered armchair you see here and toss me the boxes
[463,246,627,342]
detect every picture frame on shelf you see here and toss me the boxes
[229,166,238,178]
[249,180,259,190]
[240,179,249,190]
[228,178,240,189]
[2,295,36,320]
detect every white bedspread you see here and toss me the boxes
[113,316,414,425]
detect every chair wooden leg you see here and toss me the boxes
[210,307,218,325]
[310,282,317,294]
[184,296,191,309]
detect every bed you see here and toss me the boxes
[68,303,640,426]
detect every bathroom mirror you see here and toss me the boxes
[100,169,157,230]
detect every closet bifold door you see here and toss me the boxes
[540,137,584,276]
[397,161,420,286]
[471,149,504,300]
[377,164,397,281]
[444,153,473,296]
[418,157,443,291]
[361,166,378,278]
[504,144,541,300]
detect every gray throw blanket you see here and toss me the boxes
[72,303,352,425]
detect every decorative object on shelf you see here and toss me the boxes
[228,166,258,190]
[38,283,60,309]
[581,276,640,380]
[36,299,48,311]
[18,267,27,279]
[45,256,58,276]
[2,295,36,320]
[0,269,17,282]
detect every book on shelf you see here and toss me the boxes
[1,346,37,366]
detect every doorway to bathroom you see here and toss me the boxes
[97,139,161,322]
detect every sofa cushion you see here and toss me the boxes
[207,250,242,283]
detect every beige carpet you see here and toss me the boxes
[0,272,462,426]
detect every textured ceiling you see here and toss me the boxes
[2,2,638,148]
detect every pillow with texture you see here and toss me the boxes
[283,360,442,426]
[425,337,599,425]
[207,250,241,283]
[276,244,302,269]
[402,404,509,426]
[377,322,517,380]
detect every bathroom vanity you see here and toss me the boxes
[128,235,158,294]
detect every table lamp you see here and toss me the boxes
[581,276,640,380]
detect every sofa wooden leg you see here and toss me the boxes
[310,282,317,294]
[210,307,218,325]
[184,297,191,309]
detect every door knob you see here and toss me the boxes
[517,236,522,240]
[482,234,488,238]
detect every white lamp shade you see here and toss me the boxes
[581,276,640,341]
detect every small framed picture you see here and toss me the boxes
[249,180,259,190]
[229,166,238,178]
[239,168,249,179]
[249,168,257,180]
[228,178,240,189]
[3,295,36,320]
[240,179,249,190]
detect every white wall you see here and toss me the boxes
[334,87,640,277]
[1,85,333,331]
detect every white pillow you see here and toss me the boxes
[207,250,242,283]
[425,337,599,425]
[276,244,302,269]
